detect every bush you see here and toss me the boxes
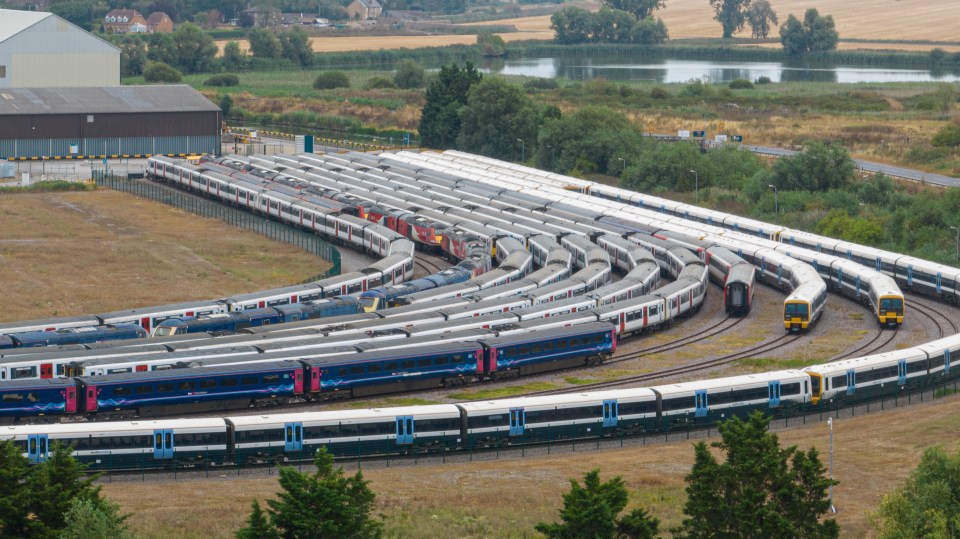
[393,60,426,89]
[650,86,669,99]
[313,71,350,90]
[143,62,181,83]
[932,122,960,147]
[204,74,240,87]
[364,76,396,89]
[755,75,772,84]
[524,78,559,90]
[728,78,754,89]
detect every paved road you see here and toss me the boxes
[744,144,960,188]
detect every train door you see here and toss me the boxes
[602,400,618,428]
[937,273,943,294]
[509,408,525,436]
[694,391,708,418]
[27,434,49,463]
[768,381,781,408]
[946,349,952,374]
[153,429,174,459]
[40,363,53,379]
[897,360,907,385]
[65,387,77,413]
[284,422,303,452]
[845,370,856,395]
[836,267,844,289]
[855,276,861,296]
[907,265,913,287]
[730,284,744,309]
[293,370,304,394]
[84,386,98,412]
[395,416,414,445]
[310,367,321,392]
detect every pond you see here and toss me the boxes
[478,56,960,84]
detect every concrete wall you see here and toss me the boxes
[0,16,119,88]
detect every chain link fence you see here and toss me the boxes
[93,172,341,281]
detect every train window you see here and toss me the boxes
[831,375,846,388]
[339,424,359,436]
[418,358,431,368]
[338,368,349,376]
[650,305,659,315]
[241,377,259,386]
[11,367,35,379]
[263,375,280,384]
[436,356,449,366]
[113,387,132,397]
[532,345,542,354]
[662,396,696,411]
[544,342,555,352]
[136,385,152,394]
[367,364,381,373]
[781,383,801,396]
[200,380,217,390]
[907,361,928,374]
[179,382,195,391]
[2,393,22,402]
[519,346,530,355]
[451,355,463,363]
[402,360,414,369]
[220,378,237,387]
[593,335,603,344]
[557,339,568,349]
[349,366,364,375]
[157,383,174,393]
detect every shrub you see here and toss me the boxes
[143,62,181,83]
[204,74,240,87]
[728,78,754,89]
[313,71,350,90]
[755,75,772,84]
[523,78,559,90]
[393,60,426,89]
[932,122,960,147]
[364,76,396,89]
[650,86,669,99]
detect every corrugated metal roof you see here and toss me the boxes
[0,85,221,115]
[0,9,52,44]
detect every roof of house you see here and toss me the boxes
[352,0,382,9]
[0,9,52,43]
[0,85,220,115]
[146,12,171,24]
[104,8,144,21]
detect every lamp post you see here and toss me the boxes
[769,184,779,216]
[517,138,525,163]
[951,226,959,262]
[689,169,698,204]
[828,417,836,513]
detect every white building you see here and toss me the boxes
[0,9,120,88]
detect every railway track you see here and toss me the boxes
[826,327,899,361]
[907,298,959,339]
[415,255,445,276]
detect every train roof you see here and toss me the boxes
[301,341,481,367]
[480,321,613,347]
[650,370,810,396]
[225,404,462,429]
[0,377,76,389]
[0,417,228,438]
[79,359,302,383]
[456,387,657,411]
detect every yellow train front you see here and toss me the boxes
[876,294,904,327]
[783,288,826,332]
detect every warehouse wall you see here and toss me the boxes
[0,16,119,88]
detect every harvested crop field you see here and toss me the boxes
[216,31,551,54]
[102,393,960,538]
[0,189,331,322]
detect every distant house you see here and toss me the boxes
[346,0,382,21]
[146,12,173,33]
[102,9,147,34]
[241,6,281,28]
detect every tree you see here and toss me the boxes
[219,94,234,118]
[933,122,960,147]
[263,448,382,538]
[143,62,182,83]
[171,23,217,73]
[780,8,838,56]
[0,440,36,537]
[630,16,669,45]
[235,500,278,539]
[49,0,106,30]
[418,62,482,149]
[536,106,646,175]
[457,77,542,161]
[674,413,839,539]
[602,0,663,20]
[27,443,107,535]
[393,60,426,89]
[477,32,506,57]
[769,142,855,192]
[279,26,314,67]
[58,498,132,539]
[709,0,752,38]
[147,32,178,66]
[221,41,248,71]
[875,444,960,538]
[593,8,636,43]
[248,28,282,59]
[745,0,777,39]
[535,468,659,539]
[116,35,148,76]
[551,7,595,44]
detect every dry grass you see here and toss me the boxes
[216,31,551,54]
[0,190,330,322]
[101,393,960,538]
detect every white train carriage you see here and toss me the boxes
[495,310,602,336]
[455,388,658,445]
[2,418,229,464]
[594,294,668,335]
[315,272,372,297]
[577,261,613,292]
[96,300,229,334]
[398,282,482,305]
[405,313,520,337]
[651,370,812,422]
[73,346,263,376]
[379,297,474,319]
[224,283,324,312]
[595,233,656,273]
[495,237,527,266]
[528,235,563,268]
[915,333,960,377]
[513,296,597,321]
[366,253,414,287]
[468,279,541,302]
[363,225,405,257]
[560,234,596,269]
[653,263,709,320]
[226,405,464,456]
[438,296,532,321]
[587,278,651,306]
[804,347,931,405]
[524,278,588,305]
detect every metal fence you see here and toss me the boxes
[92,172,341,281]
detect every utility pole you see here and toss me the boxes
[769,184,779,216]
[689,169,698,203]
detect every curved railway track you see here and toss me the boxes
[907,298,959,339]
[826,327,899,361]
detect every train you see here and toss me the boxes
[0,324,147,350]
[151,297,363,337]
[8,330,959,467]
[0,323,616,423]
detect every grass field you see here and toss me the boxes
[101,393,960,538]
[0,190,331,323]
[215,0,958,54]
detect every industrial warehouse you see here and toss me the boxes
[0,85,222,161]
